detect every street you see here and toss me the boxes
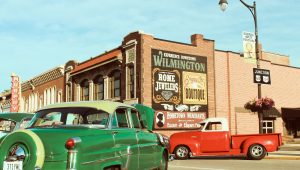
[169,158,300,170]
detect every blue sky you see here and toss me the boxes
[1,0,299,92]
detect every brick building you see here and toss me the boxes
[20,66,65,112]
[1,31,300,137]
[1,66,65,113]
[65,31,300,137]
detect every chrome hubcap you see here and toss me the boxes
[176,146,189,158]
[251,145,263,156]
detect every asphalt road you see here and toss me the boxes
[168,158,300,170]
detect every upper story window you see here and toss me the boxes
[127,65,135,99]
[94,75,104,100]
[80,79,89,101]
[109,70,120,98]
[66,83,72,102]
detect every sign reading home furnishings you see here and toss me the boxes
[151,49,207,129]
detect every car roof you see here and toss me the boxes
[0,113,34,122]
[40,101,135,114]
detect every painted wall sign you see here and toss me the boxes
[152,49,208,129]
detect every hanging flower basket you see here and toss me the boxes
[244,97,275,112]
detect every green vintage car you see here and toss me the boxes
[0,101,169,170]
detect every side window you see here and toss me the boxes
[205,122,222,131]
[131,109,141,128]
[116,108,129,128]
[87,113,109,126]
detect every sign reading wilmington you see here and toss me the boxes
[152,49,208,129]
[153,51,206,72]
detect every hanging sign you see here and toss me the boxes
[10,73,20,112]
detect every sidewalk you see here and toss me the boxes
[265,144,300,160]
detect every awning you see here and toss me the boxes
[282,107,300,120]
[262,107,281,118]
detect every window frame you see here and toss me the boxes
[93,75,104,100]
[113,108,130,128]
[80,79,89,101]
[130,109,141,129]
[127,64,135,99]
[262,119,274,134]
[109,70,121,98]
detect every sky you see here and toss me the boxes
[1,0,299,92]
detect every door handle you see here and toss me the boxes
[112,131,118,135]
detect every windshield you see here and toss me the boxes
[29,107,109,128]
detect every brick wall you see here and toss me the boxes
[215,50,300,135]
[22,76,64,111]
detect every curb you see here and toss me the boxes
[265,155,300,160]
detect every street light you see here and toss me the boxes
[219,0,263,134]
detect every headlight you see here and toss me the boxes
[157,133,170,148]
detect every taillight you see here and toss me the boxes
[65,138,75,149]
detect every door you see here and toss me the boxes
[200,121,230,152]
[111,108,139,169]
[130,109,159,169]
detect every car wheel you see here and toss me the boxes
[159,151,168,170]
[0,129,45,170]
[174,145,190,160]
[247,144,266,160]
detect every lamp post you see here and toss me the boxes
[219,0,263,134]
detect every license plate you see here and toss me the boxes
[3,161,22,170]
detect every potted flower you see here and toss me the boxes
[244,97,275,112]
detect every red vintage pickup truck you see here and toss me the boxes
[170,118,282,160]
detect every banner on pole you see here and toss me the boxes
[242,31,256,64]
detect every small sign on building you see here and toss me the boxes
[253,68,271,84]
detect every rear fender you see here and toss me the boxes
[242,137,277,154]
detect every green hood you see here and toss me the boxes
[133,104,155,131]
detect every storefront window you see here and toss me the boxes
[94,75,104,100]
[80,79,89,101]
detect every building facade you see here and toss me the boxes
[63,31,300,137]
[1,31,300,137]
